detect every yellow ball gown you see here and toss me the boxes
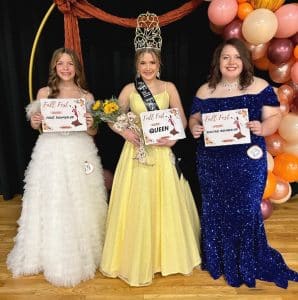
[100,90,201,286]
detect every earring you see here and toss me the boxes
[157,71,160,79]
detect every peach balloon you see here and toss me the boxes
[265,132,286,156]
[208,0,238,26]
[283,141,298,156]
[266,151,274,171]
[290,62,298,84]
[263,171,277,199]
[277,84,294,105]
[274,4,298,38]
[269,176,290,201]
[246,42,269,60]
[278,112,298,143]
[269,183,292,204]
[273,152,298,182]
[279,102,290,116]
[242,8,278,45]
[268,58,295,84]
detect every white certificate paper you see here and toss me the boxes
[40,98,87,132]
[140,108,186,145]
[202,108,251,147]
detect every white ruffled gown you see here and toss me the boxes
[7,99,108,287]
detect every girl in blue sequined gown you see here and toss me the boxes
[189,39,298,288]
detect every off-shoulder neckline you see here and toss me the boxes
[195,85,272,101]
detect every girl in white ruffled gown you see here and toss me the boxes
[7,48,107,287]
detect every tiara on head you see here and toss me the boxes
[134,12,162,52]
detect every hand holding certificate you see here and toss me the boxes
[202,108,251,147]
[40,98,87,132]
[140,108,186,145]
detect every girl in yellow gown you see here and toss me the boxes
[100,44,201,286]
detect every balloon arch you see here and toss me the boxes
[30,0,298,220]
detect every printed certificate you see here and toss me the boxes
[40,98,87,132]
[202,108,251,147]
[140,108,186,145]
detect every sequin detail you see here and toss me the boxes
[191,85,298,288]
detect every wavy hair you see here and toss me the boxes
[208,38,254,90]
[47,48,87,98]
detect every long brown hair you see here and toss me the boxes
[208,38,254,90]
[47,48,88,98]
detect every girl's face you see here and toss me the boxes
[219,45,243,81]
[55,53,76,82]
[137,52,159,81]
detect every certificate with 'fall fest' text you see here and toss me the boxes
[202,108,251,147]
[40,98,87,132]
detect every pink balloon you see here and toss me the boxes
[208,0,238,26]
[291,62,298,84]
[275,4,298,38]
[267,38,294,65]
[261,199,273,220]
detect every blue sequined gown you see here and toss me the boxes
[191,85,298,288]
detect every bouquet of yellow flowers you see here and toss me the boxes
[91,97,149,165]
[91,97,121,128]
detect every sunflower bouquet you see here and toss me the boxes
[91,97,149,165]
[91,97,121,128]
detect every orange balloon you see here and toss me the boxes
[237,0,248,3]
[265,133,286,156]
[269,182,292,204]
[238,3,254,20]
[273,152,298,182]
[254,55,270,71]
[294,45,298,60]
[263,171,277,199]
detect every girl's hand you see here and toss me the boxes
[85,112,94,129]
[121,128,140,147]
[247,120,262,136]
[30,112,43,130]
[155,137,176,147]
[191,124,204,139]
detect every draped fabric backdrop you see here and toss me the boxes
[1,0,294,203]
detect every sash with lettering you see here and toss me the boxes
[134,76,182,177]
[134,76,160,111]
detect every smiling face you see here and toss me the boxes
[136,50,160,81]
[55,53,76,82]
[219,44,243,82]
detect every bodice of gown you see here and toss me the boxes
[129,90,170,115]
